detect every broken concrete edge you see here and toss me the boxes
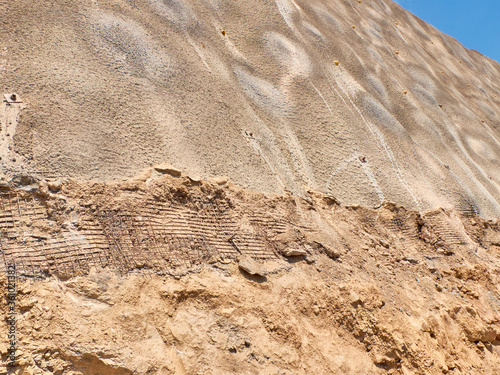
[0,167,231,193]
[153,163,183,176]
[0,172,485,231]
[0,172,493,227]
[237,257,268,277]
[0,169,482,223]
[3,93,23,103]
[147,164,229,186]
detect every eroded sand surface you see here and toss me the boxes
[0,174,500,374]
[0,0,499,215]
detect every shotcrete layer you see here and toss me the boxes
[0,0,499,215]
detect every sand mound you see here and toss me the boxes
[1,0,499,216]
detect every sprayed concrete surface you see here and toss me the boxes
[0,0,499,216]
[1,0,500,374]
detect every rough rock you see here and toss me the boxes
[209,176,229,185]
[281,248,308,257]
[132,168,152,182]
[238,257,267,277]
[153,163,182,177]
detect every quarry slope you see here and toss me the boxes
[1,0,500,216]
[2,0,500,374]
[1,174,500,374]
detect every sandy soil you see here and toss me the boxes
[0,173,500,374]
[0,0,499,216]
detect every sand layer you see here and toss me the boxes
[1,174,500,374]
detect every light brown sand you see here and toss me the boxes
[1,174,500,374]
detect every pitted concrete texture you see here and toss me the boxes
[0,0,499,216]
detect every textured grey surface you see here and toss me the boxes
[1,0,499,216]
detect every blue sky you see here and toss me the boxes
[394,0,500,63]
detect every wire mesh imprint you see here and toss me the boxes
[421,210,472,247]
[0,186,479,279]
[0,190,280,278]
[387,211,421,248]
